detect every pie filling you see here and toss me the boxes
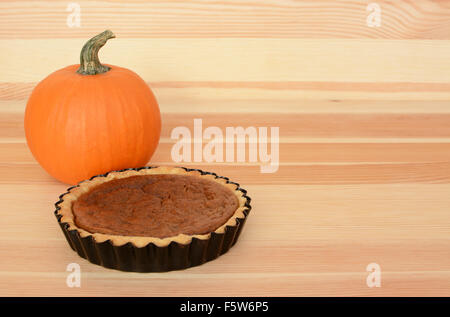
[72,174,239,239]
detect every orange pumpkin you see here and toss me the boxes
[25,30,161,185]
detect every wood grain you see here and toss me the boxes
[1,0,450,297]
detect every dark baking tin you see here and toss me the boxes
[54,166,251,272]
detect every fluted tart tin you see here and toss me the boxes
[54,166,251,272]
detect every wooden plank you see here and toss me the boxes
[3,113,450,140]
[1,161,449,185]
[2,272,449,296]
[1,39,450,83]
[2,142,450,165]
[4,84,450,104]
[1,0,450,39]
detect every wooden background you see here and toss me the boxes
[1,0,450,296]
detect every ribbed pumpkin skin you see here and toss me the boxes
[25,64,161,185]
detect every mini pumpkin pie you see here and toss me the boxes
[55,166,251,272]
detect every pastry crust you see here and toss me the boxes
[55,166,249,248]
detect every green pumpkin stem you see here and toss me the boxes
[77,30,115,75]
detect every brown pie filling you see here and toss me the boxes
[72,174,239,239]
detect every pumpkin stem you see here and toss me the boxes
[77,30,115,75]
